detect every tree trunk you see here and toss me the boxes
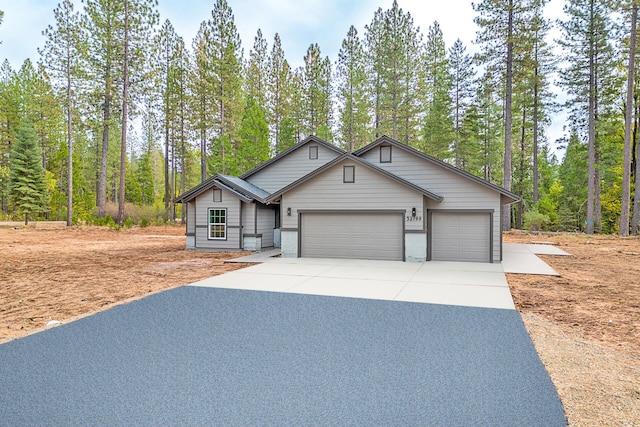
[633,92,640,233]
[97,81,110,218]
[586,0,596,235]
[66,37,73,227]
[532,60,540,205]
[502,0,514,231]
[517,106,526,230]
[117,0,129,227]
[620,3,637,236]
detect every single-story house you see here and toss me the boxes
[174,135,519,263]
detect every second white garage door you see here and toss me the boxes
[431,212,491,262]
[301,212,403,261]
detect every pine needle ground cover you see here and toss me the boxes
[0,226,638,425]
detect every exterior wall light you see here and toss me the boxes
[287,207,291,216]
[412,207,417,217]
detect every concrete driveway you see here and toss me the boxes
[191,257,516,310]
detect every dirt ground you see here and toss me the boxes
[504,231,640,426]
[0,225,251,342]
[1,226,638,425]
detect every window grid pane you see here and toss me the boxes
[209,209,227,240]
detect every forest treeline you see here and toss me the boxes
[0,0,639,234]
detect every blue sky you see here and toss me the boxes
[0,0,568,152]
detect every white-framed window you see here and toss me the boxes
[343,165,355,183]
[309,145,318,159]
[380,145,392,163]
[213,188,222,202]
[208,208,227,240]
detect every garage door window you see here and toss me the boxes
[208,208,227,240]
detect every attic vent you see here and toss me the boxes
[309,145,318,159]
[380,145,392,163]
[343,165,355,183]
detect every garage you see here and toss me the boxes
[431,212,491,262]
[301,211,404,261]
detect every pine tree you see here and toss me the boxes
[0,60,21,214]
[267,33,293,153]
[9,121,48,225]
[449,39,476,168]
[191,21,215,181]
[302,43,332,140]
[207,0,244,175]
[623,1,638,235]
[365,1,422,144]
[335,25,370,151]
[558,0,619,234]
[155,19,180,220]
[40,0,85,226]
[421,21,454,160]
[82,0,123,217]
[474,0,529,229]
[245,29,268,111]
[238,95,270,172]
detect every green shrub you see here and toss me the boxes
[523,209,550,232]
[138,218,149,228]
[123,217,133,228]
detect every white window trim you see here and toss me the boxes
[208,208,227,240]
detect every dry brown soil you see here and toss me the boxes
[504,231,640,426]
[1,225,250,342]
[1,226,638,425]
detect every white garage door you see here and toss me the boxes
[301,212,403,261]
[431,212,491,262]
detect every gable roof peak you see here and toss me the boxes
[240,135,345,179]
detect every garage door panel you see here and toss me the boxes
[432,212,490,262]
[302,212,403,261]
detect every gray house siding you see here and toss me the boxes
[280,160,425,231]
[246,144,341,193]
[186,201,196,249]
[360,148,502,261]
[257,204,276,248]
[194,187,241,250]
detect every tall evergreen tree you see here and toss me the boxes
[40,0,84,226]
[238,95,270,172]
[474,0,528,229]
[0,61,20,214]
[421,21,454,160]
[116,0,158,225]
[365,1,422,144]
[207,0,244,175]
[245,29,268,111]
[335,25,370,151]
[82,0,123,217]
[449,39,476,168]
[623,1,638,235]
[267,33,292,153]
[558,0,619,234]
[191,21,214,181]
[9,121,48,225]
[302,43,332,140]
